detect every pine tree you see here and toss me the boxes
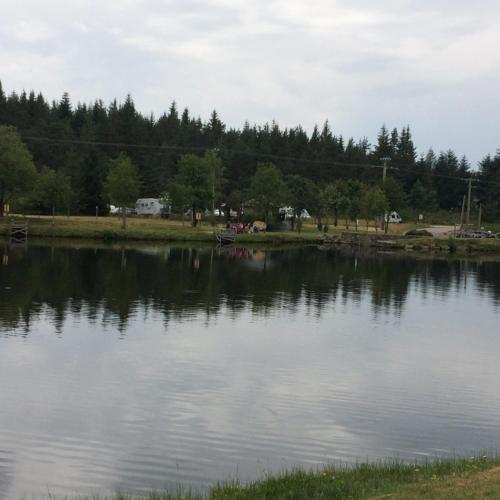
[390,128,399,155]
[58,92,72,120]
[206,110,224,146]
[0,81,7,122]
[157,101,180,143]
[397,126,417,190]
[478,152,500,220]
[374,125,392,161]
[398,126,417,166]
[433,150,464,209]
[309,124,321,158]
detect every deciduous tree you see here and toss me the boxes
[174,154,212,226]
[105,154,141,229]
[33,167,72,221]
[0,125,37,214]
[248,163,289,227]
[361,187,389,231]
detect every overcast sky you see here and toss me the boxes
[1,0,499,166]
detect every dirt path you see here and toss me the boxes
[423,225,457,239]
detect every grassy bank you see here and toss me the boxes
[0,215,326,244]
[2,216,500,254]
[53,456,500,499]
[388,236,500,255]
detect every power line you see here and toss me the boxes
[22,135,205,153]
[20,134,500,188]
[19,134,400,170]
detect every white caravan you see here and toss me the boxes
[136,198,169,216]
[384,211,402,223]
[279,207,312,220]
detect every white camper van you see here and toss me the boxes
[384,211,402,224]
[135,198,170,217]
[279,207,312,220]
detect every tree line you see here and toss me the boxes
[0,81,499,221]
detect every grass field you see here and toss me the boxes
[40,456,500,499]
[0,215,426,240]
[1,215,500,254]
[0,215,331,244]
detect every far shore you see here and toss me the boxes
[2,215,500,255]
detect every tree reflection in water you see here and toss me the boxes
[1,242,499,336]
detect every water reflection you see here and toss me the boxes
[2,243,499,335]
[0,242,500,499]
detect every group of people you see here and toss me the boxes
[225,221,266,233]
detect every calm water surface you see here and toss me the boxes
[1,242,500,498]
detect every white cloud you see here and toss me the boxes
[0,0,499,163]
[3,19,53,43]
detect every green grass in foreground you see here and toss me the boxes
[62,456,500,500]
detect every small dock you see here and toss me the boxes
[9,219,28,243]
[215,228,236,245]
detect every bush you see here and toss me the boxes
[404,229,433,237]
[102,230,118,241]
[448,236,458,253]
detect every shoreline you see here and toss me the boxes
[2,216,500,255]
[21,455,500,499]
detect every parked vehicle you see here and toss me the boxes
[458,230,500,239]
[212,206,239,218]
[384,211,402,223]
[136,198,170,217]
[110,205,136,216]
[279,207,311,220]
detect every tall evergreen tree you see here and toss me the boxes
[58,92,72,121]
[0,81,7,123]
[374,125,392,162]
[478,152,500,220]
[433,150,467,210]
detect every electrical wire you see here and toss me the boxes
[21,134,500,188]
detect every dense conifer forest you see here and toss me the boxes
[0,81,499,219]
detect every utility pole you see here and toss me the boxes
[209,147,219,225]
[466,178,472,226]
[460,195,466,231]
[477,203,482,230]
[381,156,391,185]
[380,157,391,234]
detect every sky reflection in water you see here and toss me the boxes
[0,243,499,498]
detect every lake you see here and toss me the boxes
[1,242,500,498]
